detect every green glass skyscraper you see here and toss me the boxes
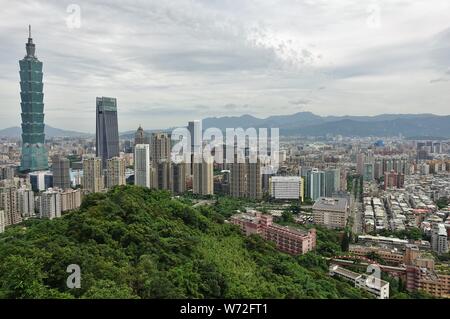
[19,26,48,172]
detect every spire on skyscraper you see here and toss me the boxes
[26,24,36,58]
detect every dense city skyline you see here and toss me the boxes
[1,0,450,132]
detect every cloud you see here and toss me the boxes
[1,0,450,131]
[289,99,310,106]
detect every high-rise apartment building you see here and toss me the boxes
[18,187,35,218]
[134,144,151,188]
[230,156,262,200]
[106,157,126,188]
[37,188,61,219]
[134,125,149,146]
[0,186,21,226]
[96,97,119,167]
[0,165,15,181]
[82,157,103,193]
[52,155,71,190]
[19,26,48,172]
[193,156,213,195]
[171,163,186,194]
[150,132,171,163]
[0,209,6,233]
[60,188,82,212]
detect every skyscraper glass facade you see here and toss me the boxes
[96,97,119,167]
[19,26,48,172]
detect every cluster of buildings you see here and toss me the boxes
[230,210,316,255]
[349,235,449,298]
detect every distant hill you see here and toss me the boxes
[0,125,91,138]
[203,112,450,138]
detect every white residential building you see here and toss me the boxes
[134,144,151,188]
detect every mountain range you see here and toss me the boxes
[0,126,92,138]
[2,112,450,138]
[202,112,450,138]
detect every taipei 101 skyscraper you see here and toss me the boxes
[19,25,48,172]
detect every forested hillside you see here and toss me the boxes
[0,186,371,299]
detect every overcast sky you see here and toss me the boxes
[1,0,450,132]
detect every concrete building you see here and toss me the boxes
[0,186,21,226]
[0,209,5,233]
[134,125,149,146]
[329,264,390,299]
[269,176,304,200]
[60,188,82,212]
[134,144,151,188]
[229,156,262,200]
[82,157,103,193]
[18,187,35,218]
[231,210,316,255]
[37,188,61,219]
[29,170,53,192]
[193,156,213,195]
[431,223,449,255]
[106,157,126,188]
[150,132,171,163]
[52,155,71,190]
[171,163,186,194]
[0,165,15,181]
[312,197,350,229]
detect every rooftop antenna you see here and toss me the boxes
[28,24,31,39]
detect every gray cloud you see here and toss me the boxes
[1,0,450,132]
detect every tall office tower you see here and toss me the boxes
[96,97,120,168]
[37,188,61,220]
[19,26,48,172]
[247,158,262,200]
[150,132,171,162]
[171,163,186,194]
[188,120,202,176]
[134,144,151,188]
[0,186,21,226]
[52,155,71,190]
[188,120,202,155]
[134,125,149,146]
[309,169,325,201]
[431,223,449,255]
[82,157,103,193]
[300,167,313,199]
[106,157,126,188]
[356,153,365,176]
[18,187,35,218]
[193,156,213,195]
[325,168,340,197]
